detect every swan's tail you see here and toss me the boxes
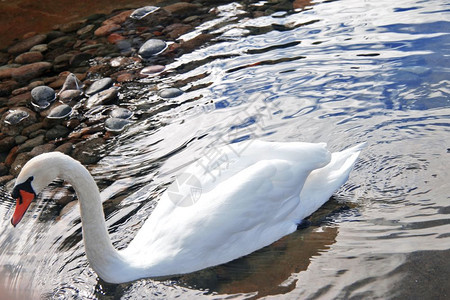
[296,142,366,220]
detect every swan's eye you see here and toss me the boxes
[11,176,35,204]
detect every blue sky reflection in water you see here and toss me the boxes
[0,0,449,298]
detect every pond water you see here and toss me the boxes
[1,0,449,298]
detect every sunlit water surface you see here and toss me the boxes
[0,0,449,299]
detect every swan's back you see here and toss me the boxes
[122,141,364,277]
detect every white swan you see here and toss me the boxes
[10,140,365,283]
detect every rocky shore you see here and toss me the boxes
[0,0,308,205]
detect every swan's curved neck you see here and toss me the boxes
[57,157,131,283]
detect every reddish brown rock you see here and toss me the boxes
[15,51,44,64]
[0,68,14,80]
[107,33,125,44]
[5,145,19,167]
[59,20,86,33]
[0,80,19,96]
[10,62,53,82]
[8,34,47,54]
[55,142,73,155]
[163,2,200,17]
[8,92,31,107]
[102,10,133,25]
[164,23,192,39]
[116,72,135,82]
[11,87,29,96]
[94,24,121,37]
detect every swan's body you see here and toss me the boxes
[11,140,365,283]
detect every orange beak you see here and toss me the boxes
[11,190,35,227]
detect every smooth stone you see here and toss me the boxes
[105,118,132,132]
[77,24,95,36]
[85,77,114,96]
[138,39,167,58]
[8,92,31,107]
[59,20,86,33]
[159,87,183,98]
[59,90,83,102]
[110,107,133,119]
[15,51,44,64]
[29,143,56,157]
[53,53,73,65]
[8,34,47,54]
[103,10,133,25]
[107,33,125,44]
[55,142,73,155]
[116,73,135,82]
[94,24,121,37]
[10,62,53,82]
[130,6,160,20]
[85,87,118,108]
[47,104,72,119]
[0,68,14,80]
[59,73,84,94]
[72,137,105,165]
[3,109,29,125]
[0,80,19,96]
[29,44,48,52]
[22,122,43,136]
[140,65,165,76]
[162,2,200,17]
[0,136,15,152]
[15,135,28,144]
[31,86,56,109]
[48,36,74,49]
[17,134,45,153]
[46,125,70,140]
[10,153,31,176]
[70,52,93,67]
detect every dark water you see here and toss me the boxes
[1,0,449,299]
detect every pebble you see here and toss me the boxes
[3,109,30,125]
[102,10,133,25]
[47,104,72,119]
[140,65,165,76]
[46,125,70,140]
[70,52,93,67]
[15,52,44,64]
[31,86,56,109]
[85,87,118,108]
[59,20,86,33]
[59,73,84,94]
[138,39,167,58]
[163,2,200,18]
[110,107,133,119]
[29,143,56,157]
[8,34,47,54]
[159,87,183,98]
[11,62,53,82]
[10,153,31,176]
[85,77,114,96]
[94,24,121,37]
[29,44,48,52]
[8,92,31,107]
[0,136,15,152]
[59,90,83,102]
[105,118,132,132]
[130,6,160,20]
[17,134,44,153]
[77,24,95,36]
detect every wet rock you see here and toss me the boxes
[159,87,183,98]
[11,87,29,96]
[48,36,75,49]
[59,20,86,33]
[29,143,56,157]
[22,122,43,136]
[0,175,14,185]
[10,62,53,82]
[130,6,160,20]
[180,33,214,53]
[0,80,19,96]
[5,146,19,167]
[8,34,47,54]
[31,85,56,110]
[47,104,72,119]
[85,87,118,108]
[10,152,31,176]
[59,90,83,102]
[110,107,133,119]
[15,135,27,144]
[138,39,167,59]
[3,109,30,125]
[94,24,121,37]
[46,125,70,140]
[85,77,114,96]
[53,53,73,66]
[163,2,200,18]
[0,68,14,80]
[70,52,93,67]
[116,72,135,82]
[8,92,31,107]
[28,80,45,90]
[116,40,132,53]
[72,137,105,165]
[30,44,48,52]
[17,134,44,153]
[105,118,132,132]
[103,10,133,25]
[15,51,44,64]
[140,65,165,77]
[0,136,15,152]
[107,33,126,44]
[59,73,84,94]
[55,142,73,155]
[164,23,193,39]
[77,24,95,36]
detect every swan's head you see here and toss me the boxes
[10,153,62,227]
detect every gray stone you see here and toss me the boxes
[31,86,56,109]
[85,88,118,108]
[138,39,167,58]
[110,107,133,119]
[105,118,132,132]
[10,153,31,176]
[85,77,114,96]
[8,34,47,54]
[47,104,72,119]
[17,134,44,153]
[130,6,160,20]
[59,73,84,94]
[3,109,29,125]
[159,87,183,98]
